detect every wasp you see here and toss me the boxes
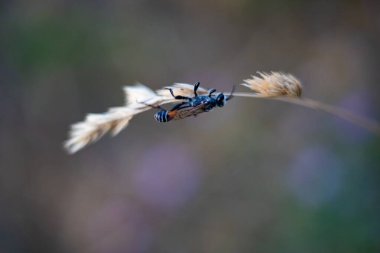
[144,82,234,122]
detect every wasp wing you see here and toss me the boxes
[171,103,207,120]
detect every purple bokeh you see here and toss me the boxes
[334,90,375,142]
[85,199,152,253]
[131,142,202,212]
[288,146,344,208]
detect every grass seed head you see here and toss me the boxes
[241,72,302,98]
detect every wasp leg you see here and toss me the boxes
[170,102,188,111]
[193,82,201,97]
[208,88,216,97]
[166,88,191,100]
[140,102,165,110]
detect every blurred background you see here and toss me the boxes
[1,0,380,252]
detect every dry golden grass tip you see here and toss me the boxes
[64,82,207,154]
[241,72,302,98]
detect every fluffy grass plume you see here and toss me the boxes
[241,72,302,97]
[64,83,205,154]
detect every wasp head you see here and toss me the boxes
[216,93,226,107]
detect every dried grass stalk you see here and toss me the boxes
[64,72,380,154]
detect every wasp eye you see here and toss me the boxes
[216,93,225,107]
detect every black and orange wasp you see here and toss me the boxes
[144,82,235,122]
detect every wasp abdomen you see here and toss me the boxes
[154,110,171,122]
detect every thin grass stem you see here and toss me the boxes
[230,92,380,135]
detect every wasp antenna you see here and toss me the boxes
[226,84,236,101]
